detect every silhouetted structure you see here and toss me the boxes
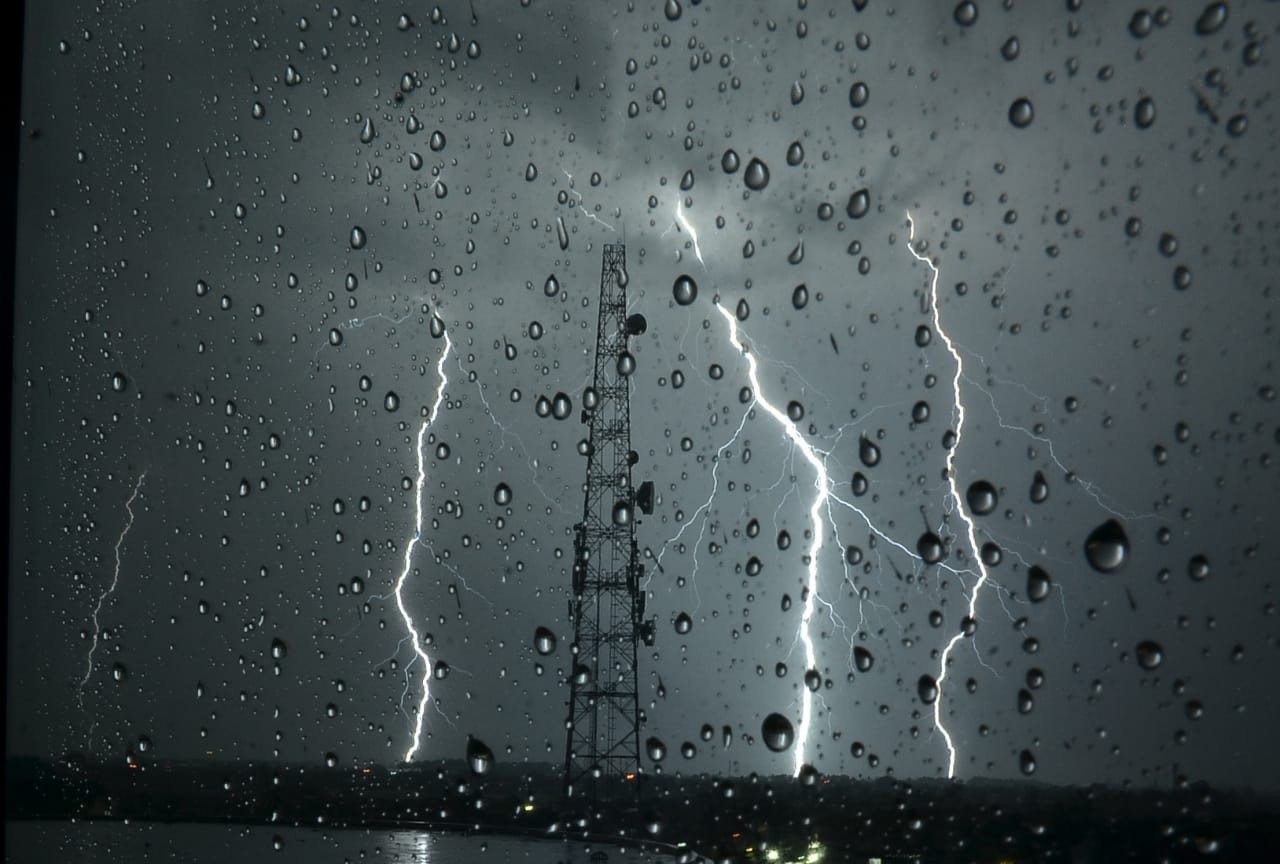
[563,244,654,805]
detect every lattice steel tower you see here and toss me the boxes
[563,243,655,805]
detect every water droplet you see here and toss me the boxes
[743,157,770,191]
[854,646,874,672]
[111,372,128,393]
[1136,640,1164,670]
[1029,470,1049,503]
[533,626,556,655]
[914,324,932,347]
[1001,36,1021,60]
[429,130,446,151]
[846,188,870,219]
[954,1,978,26]
[359,117,375,144]
[1195,2,1228,36]
[1027,565,1052,602]
[384,391,400,412]
[646,736,667,762]
[616,351,636,377]
[848,81,869,108]
[966,480,998,515]
[524,162,538,182]
[612,500,633,526]
[1085,519,1130,572]
[1019,749,1037,775]
[858,435,881,468]
[917,674,938,704]
[721,149,740,174]
[1009,98,1035,128]
[349,226,367,249]
[791,284,809,310]
[466,737,494,775]
[663,0,682,21]
[786,400,804,422]
[761,713,795,752]
[433,660,450,680]
[551,392,572,421]
[912,401,930,423]
[556,217,569,251]
[271,638,287,659]
[494,483,512,506]
[1188,554,1210,582]
[786,140,804,166]
[672,274,698,306]
[112,662,128,682]
[1129,9,1153,38]
[674,612,693,635]
[1133,96,1156,129]
[284,64,302,86]
[917,532,944,564]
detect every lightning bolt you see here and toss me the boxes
[79,471,147,746]
[906,211,987,780]
[714,303,823,777]
[670,201,706,267]
[650,403,754,612]
[393,316,453,762]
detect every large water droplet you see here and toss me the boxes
[551,391,572,420]
[858,435,881,468]
[1195,2,1228,36]
[761,713,795,752]
[846,188,870,219]
[966,480,998,516]
[743,157,770,191]
[1027,565,1051,602]
[349,226,367,249]
[917,532,944,564]
[533,626,556,655]
[1085,519,1129,572]
[466,737,494,775]
[854,646,874,672]
[1135,640,1163,670]
[663,0,682,21]
[646,736,667,762]
[917,674,938,705]
[494,483,512,506]
[672,274,698,306]
[674,612,692,635]
[1009,97,1035,128]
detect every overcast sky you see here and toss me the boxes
[10,0,1279,791]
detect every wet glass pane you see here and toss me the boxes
[9,1,1279,860]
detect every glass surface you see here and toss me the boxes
[8,0,1279,860]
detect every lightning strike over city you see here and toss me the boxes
[906,211,988,779]
[714,301,826,777]
[79,471,147,712]
[392,316,454,762]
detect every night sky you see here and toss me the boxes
[10,0,1279,791]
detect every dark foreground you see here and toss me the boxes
[8,756,1279,863]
